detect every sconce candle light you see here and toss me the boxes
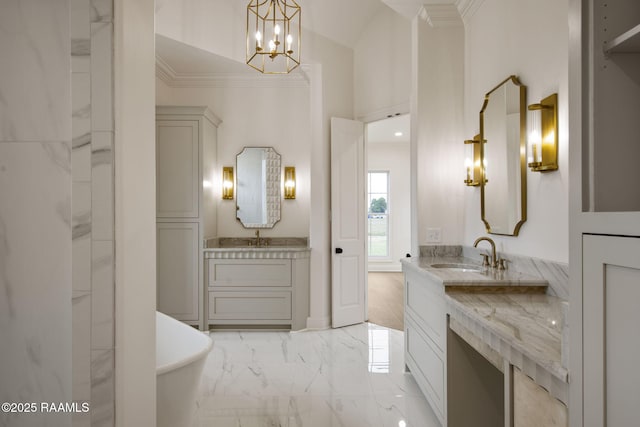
[527,93,558,172]
[463,134,484,186]
[222,166,234,200]
[284,166,296,199]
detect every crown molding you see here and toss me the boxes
[155,54,309,89]
[356,102,410,124]
[415,1,485,26]
[419,4,463,28]
[455,0,485,22]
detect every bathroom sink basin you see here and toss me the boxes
[429,263,484,272]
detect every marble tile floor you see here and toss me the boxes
[194,323,440,427]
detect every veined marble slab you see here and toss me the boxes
[208,237,308,249]
[401,256,548,289]
[447,293,569,404]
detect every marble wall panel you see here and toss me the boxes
[91,241,113,349]
[91,349,115,427]
[71,0,91,74]
[0,0,71,142]
[462,246,570,300]
[72,73,92,181]
[90,22,113,132]
[71,0,116,425]
[73,182,92,292]
[72,292,92,402]
[91,0,113,23]
[91,132,113,241]
[0,142,72,426]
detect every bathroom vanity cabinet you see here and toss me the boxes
[204,249,310,330]
[402,257,567,427]
[156,106,221,329]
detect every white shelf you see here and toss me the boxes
[606,23,640,54]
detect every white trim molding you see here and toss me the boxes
[420,4,463,28]
[357,102,411,124]
[156,53,309,89]
[455,0,485,22]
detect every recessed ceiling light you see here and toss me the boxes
[394,132,403,137]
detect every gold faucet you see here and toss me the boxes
[473,236,498,268]
[251,229,269,247]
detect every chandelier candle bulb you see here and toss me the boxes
[255,31,262,50]
[286,34,293,53]
[246,0,301,73]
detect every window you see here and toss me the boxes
[367,171,389,258]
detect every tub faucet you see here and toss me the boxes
[473,236,498,268]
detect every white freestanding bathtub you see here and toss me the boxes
[156,312,212,427]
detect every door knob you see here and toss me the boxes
[335,248,343,254]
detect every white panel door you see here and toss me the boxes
[157,222,199,321]
[331,117,366,328]
[583,234,640,427]
[156,120,199,218]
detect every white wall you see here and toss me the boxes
[354,5,411,119]
[414,8,466,247]
[462,0,569,263]
[156,83,311,238]
[368,140,411,271]
[155,3,355,329]
[155,0,245,64]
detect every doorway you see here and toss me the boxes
[365,114,411,331]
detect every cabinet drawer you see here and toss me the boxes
[208,291,291,320]
[208,259,292,287]
[405,274,446,351]
[406,315,445,418]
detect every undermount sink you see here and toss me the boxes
[429,263,484,272]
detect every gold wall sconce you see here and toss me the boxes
[222,166,234,200]
[464,134,484,186]
[284,166,296,199]
[527,93,558,172]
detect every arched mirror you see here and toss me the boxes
[480,76,527,236]
[236,147,281,228]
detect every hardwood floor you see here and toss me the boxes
[367,272,404,331]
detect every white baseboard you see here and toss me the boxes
[305,316,331,330]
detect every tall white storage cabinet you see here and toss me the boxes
[156,106,221,329]
[569,1,640,426]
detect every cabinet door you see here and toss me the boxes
[583,234,640,427]
[157,222,199,321]
[405,315,445,422]
[156,120,199,218]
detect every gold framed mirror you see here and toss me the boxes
[236,146,281,228]
[480,75,527,236]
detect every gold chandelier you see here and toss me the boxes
[246,0,301,74]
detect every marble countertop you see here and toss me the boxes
[447,293,567,380]
[401,256,549,290]
[402,254,568,402]
[447,292,569,403]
